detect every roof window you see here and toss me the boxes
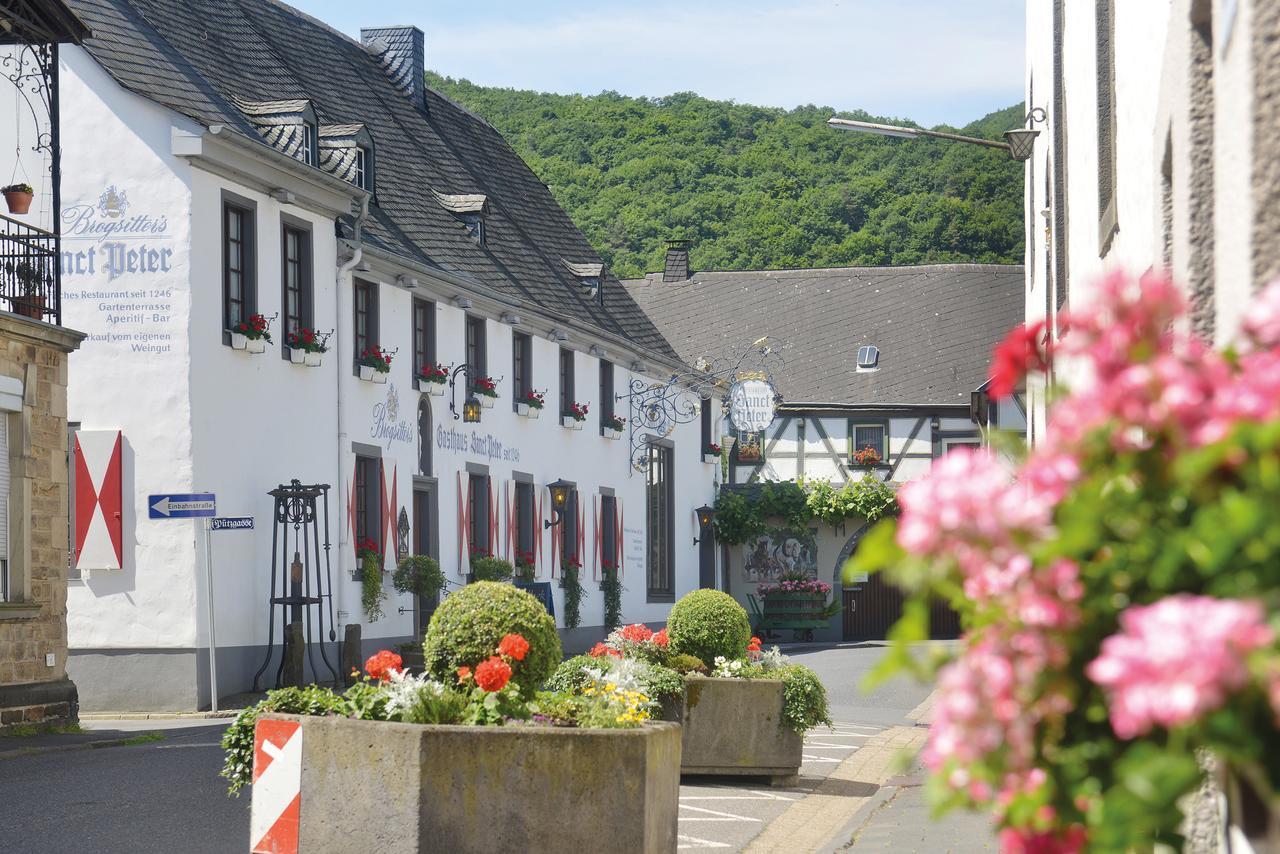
[856,345,880,371]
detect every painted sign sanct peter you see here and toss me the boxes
[727,378,778,433]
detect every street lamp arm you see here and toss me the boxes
[827,117,1012,153]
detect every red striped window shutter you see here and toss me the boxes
[456,472,470,574]
[615,500,624,578]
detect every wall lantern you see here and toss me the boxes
[449,363,483,424]
[1003,108,1047,162]
[544,479,573,529]
[693,504,716,546]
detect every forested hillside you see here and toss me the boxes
[426,72,1024,278]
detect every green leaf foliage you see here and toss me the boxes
[422,581,562,691]
[425,72,1023,276]
[392,555,445,599]
[715,476,899,546]
[667,589,752,664]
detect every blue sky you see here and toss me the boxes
[289,0,1024,128]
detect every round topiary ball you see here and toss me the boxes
[666,589,752,665]
[423,581,561,691]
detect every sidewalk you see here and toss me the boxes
[835,770,997,852]
[0,726,167,760]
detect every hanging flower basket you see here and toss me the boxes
[417,363,449,395]
[562,416,584,430]
[2,184,33,215]
[230,313,272,354]
[517,390,545,418]
[360,364,389,384]
[286,327,328,367]
[563,402,589,429]
[358,346,393,383]
[603,414,625,440]
[474,376,499,408]
[703,443,722,464]
[603,427,622,440]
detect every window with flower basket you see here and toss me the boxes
[849,422,886,466]
[221,195,256,341]
[281,220,312,359]
[353,279,379,375]
[512,331,532,409]
[413,298,436,375]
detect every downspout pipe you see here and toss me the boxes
[334,194,369,642]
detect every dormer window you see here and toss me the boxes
[302,121,317,167]
[355,146,372,191]
[462,213,485,246]
[562,259,604,302]
[856,345,880,372]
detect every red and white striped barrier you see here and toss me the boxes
[250,719,302,854]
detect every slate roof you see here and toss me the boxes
[63,0,679,361]
[622,264,1024,407]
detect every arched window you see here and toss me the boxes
[417,397,432,476]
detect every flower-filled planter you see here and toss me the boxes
[758,575,832,625]
[703,443,722,464]
[516,390,545,418]
[563,401,588,430]
[229,313,273,354]
[227,583,680,853]
[417,363,448,396]
[358,345,393,383]
[851,445,882,467]
[2,183,33,215]
[603,414,625,440]
[286,326,329,367]
[474,375,498,408]
[560,595,831,787]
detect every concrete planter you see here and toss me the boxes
[665,676,802,784]
[256,714,681,853]
[478,393,497,408]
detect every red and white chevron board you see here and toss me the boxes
[250,719,302,854]
[74,430,123,571]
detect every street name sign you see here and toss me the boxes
[148,493,216,519]
[211,516,254,531]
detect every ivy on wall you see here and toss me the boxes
[712,475,900,546]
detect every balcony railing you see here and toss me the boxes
[0,213,60,326]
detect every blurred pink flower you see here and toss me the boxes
[1240,279,1280,352]
[1086,595,1273,739]
[997,825,1087,854]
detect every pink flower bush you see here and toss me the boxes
[1086,595,1273,739]
[757,577,832,596]
[860,271,1280,848]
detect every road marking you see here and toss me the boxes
[679,804,762,822]
[803,741,860,749]
[154,742,222,749]
[677,834,733,849]
[680,794,798,802]
[800,754,841,763]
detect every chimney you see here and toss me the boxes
[361,26,426,108]
[662,239,691,282]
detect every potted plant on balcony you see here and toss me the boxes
[358,345,393,383]
[703,442,722,464]
[286,326,328,366]
[851,445,882,467]
[516,389,545,418]
[223,583,681,853]
[603,413,625,440]
[474,375,498,407]
[563,401,589,430]
[5,260,48,320]
[416,362,448,395]
[2,183,33,215]
[230,313,273,353]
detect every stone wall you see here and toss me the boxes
[0,312,84,731]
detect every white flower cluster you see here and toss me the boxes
[758,646,787,671]
[383,669,449,719]
[589,656,664,713]
[711,656,745,678]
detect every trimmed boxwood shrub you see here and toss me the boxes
[667,589,752,665]
[423,581,561,691]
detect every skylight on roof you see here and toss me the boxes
[856,345,880,372]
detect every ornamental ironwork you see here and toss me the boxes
[620,337,786,473]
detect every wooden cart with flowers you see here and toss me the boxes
[748,575,836,642]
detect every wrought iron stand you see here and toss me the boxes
[251,480,340,690]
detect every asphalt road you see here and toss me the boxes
[1,723,245,854]
[0,643,936,854]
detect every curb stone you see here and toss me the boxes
[743,725,928,853]
[0,735,161,761]
[80,710,243,720]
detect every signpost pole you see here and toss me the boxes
[204,517,219,713]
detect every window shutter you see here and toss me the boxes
[456,472,469,575]
[592,495,602,582]
[615,499,624,579]
[73,429,123,571]
[548,486,559,579]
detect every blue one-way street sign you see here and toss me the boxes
[148,493,217,519]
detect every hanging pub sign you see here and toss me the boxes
[727,378,777,433]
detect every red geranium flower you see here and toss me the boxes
[589,642,621,658]
[364,650,403,682]
[652,628,669,648]
[618,623,653,644]
[456,665,472,684]
[989,320,1051,400]
[474,656,512,692]
[497,633,530,662]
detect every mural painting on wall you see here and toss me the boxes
[736,431,766,463]
[742,528,818,582]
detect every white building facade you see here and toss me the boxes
[1022,0,1280,440]
[3,5,717,711]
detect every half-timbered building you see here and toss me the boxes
[625,250,1024,640]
